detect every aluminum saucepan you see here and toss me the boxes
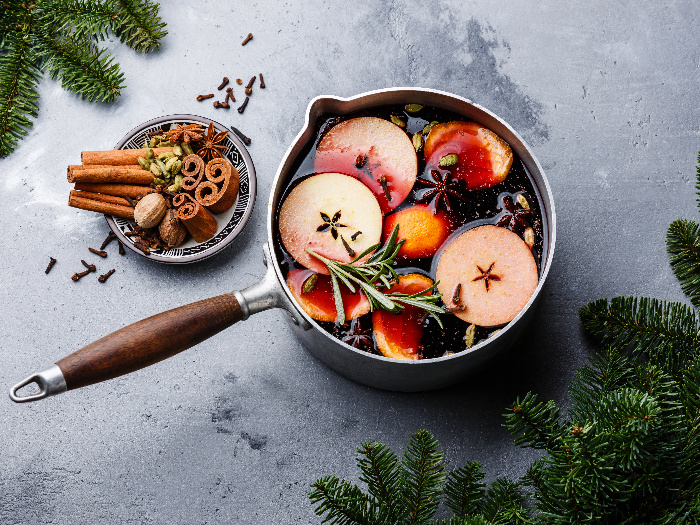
[9,87,556,402]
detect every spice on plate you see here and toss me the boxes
[230,125,251,146]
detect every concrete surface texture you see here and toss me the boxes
[1,0,699,523]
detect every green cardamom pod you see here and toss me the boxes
[145,148,155,160]
[158,152,176,161]
[165,157,178,171]
[390,115,406,128]
[173,144,183,157]
[153,177,166,186]
[156,141,173,148]
[170,159,182,175]
[150,163,162,176]
[405,103,423,113]
[143,138,149,149]
[516,193,530,210]
[168,174,184,193]
[302,274,318,294]
[155,159,169,176]
[149,137,158,148]
[137,157,151,170]
[464,324,476,348]
[439,153,459,167]
[412,132,423,152]
[181,143,194,156]
[422,121,439,135]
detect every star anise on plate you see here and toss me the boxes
[316,210,347,240]
[166,123,205,144]
[414,170,465,213]
[197,123,229,161]
[472,262,501,292]
[497,195,534,233]
[337,318,374,352]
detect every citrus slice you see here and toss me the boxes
[382,204,450,260]
[287,269,370,323]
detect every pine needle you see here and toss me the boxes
[667,218,700,307]
[112,0,167,53]
[39,0,115,41]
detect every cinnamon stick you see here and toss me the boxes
[173,193,217,242]
[68,194,135,219]
[180,154,205,192]
[73,183,151,200]
[81,148,174,166]
[195,158,240,214]
[67,167,154,185]
[70,190,133,207]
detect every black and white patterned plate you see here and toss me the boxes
[105,115,256,263]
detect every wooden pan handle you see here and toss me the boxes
[56,293,243,390]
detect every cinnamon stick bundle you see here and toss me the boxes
[173,193,217,242]
[194,158,240,214]
[73,183,151,199]
[68,193,135,219]
[81,147,173,166]
[67,167,154,185]
[180,154,205,192]
[69,190,133,207]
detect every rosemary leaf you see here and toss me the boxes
[330,272,345,325]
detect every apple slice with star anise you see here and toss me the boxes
[278,173,383,274]
[314,117,418,213]
[424,121,513,190]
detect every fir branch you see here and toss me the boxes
[309,476,380,525]
[356,442,401,522]
[443,461,486,519]
[504,392,562,450]
[667,218,700,307]
[35,32,124,102]
[399,429,445,525]
[478,478,530,525]
[696,150,700,214]
[112,0,166,53]
[39,0,116,41]
[0,34,41,157]
[579,296,700,376]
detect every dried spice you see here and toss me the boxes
[405,103,423,113]
[45,257,57,274]
[452,283,462,305]
[379,175,391,201]
[98,269,115,283]
[244,76,256,95]
[197,123,229,161]
[166,123,204,144]
[88,247,107,258]
[390,115,405,128]
[236,78,243,85]
[464,324,476,348]
[100,231,117,250]
[241,33,253,46]
[439,153,458,167]
[118,240,126,256]
[72,260,96,281]
[196,93,214,101]
[414,170,465,213]
[230,125,251,146]
[302,274,318,294]
[340,235,356,258]
[225,87,235,103]
[259,73,265,88]
[217,77,229,90]
[237,97,249,114]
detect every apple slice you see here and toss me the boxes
[382,205,451,260]
[424,121,513,190]
[287,268,370,323]
[278,173,383,274]
[373,273,435,360]
[435,225,538,327]
[315,117,418,213]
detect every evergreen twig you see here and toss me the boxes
[667,218,700,307]
[112,0,167,53]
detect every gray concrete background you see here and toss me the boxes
[1,0,699,523]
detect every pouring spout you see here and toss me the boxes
[234,244,311,329]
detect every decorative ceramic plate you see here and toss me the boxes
[105,114,256,263]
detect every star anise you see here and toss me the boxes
[165,123,205,144]
[497,195,533,233]
[197,123,229,161]
[317,210,347,240]
[414,170,465,213]
[472,262,501,292]
[338,318,374,352]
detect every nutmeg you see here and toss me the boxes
[158,209,187,247]
[134,193,167,228]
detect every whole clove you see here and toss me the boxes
[237,97,249,114]
[98,269,115,283]
[213,100,222,108]
[81,259,95,270]
[220,101,230,109]
[452,283,462,305]
[88,247,107,258]
[217,77,230,90]
[122,195,137,207]
[225,88,235,103]
[196,93,214,101]
[340,235,356,258]
[350,230,362,241]
[259,73,265,88]
[241,33,253,46]
[379,175,391,201]
[100,231,117,250]
[118,240,126,256]
[146,128,164,136]
[229,125,251,146]
[72,260,96,281]
[244,76,256,95]
[45,257,57,274]
[444,305,467,313]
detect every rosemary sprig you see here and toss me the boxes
[306,225,445,326]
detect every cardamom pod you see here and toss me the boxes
[155,159,169,176]
[168,174,184,193]
[150,163,162,176]
[516,193,530,210]
[158,152,176,161]
[165,157,179,172]
[523,227,535,249]
[181,143,194,156]
[169,159,182,175]
[145,148,155,160]
[153,177,166,186]
[302,274,318,294]
[149,137,158,148]
[390,115,406,128]
[173,144,183,157]
[422,121,439,135]
[405,103,423,113]
[412,132,423,152]
[489,329,501,339]
[439,153,459,167]
[137,157,151,170]
[464,324,476,348]
[156,141,173,148]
